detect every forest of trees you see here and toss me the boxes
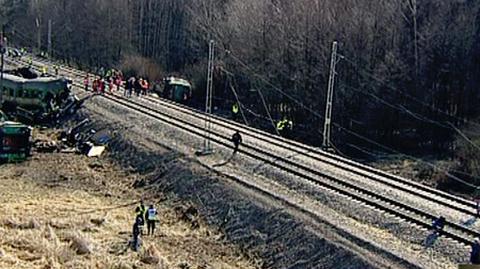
[2,0,480,185]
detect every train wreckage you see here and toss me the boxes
[0,67,97,163]
[0,67,82,123]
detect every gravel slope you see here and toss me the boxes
[79,95,468,268]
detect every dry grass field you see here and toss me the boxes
[0,150,256,269]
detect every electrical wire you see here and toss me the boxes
[341,55,480,128]
[223,47,480,190]
[345,85,480,152]
[226,75,250,126]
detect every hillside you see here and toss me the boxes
[0,139,257,269]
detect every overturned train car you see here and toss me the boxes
[0,121,31,163]
[0,73,74,122]
[161,77,193,104]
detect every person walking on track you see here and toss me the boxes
[84,74,90,91]
[432,216,446,234]
[231,131,242,155]
[474,187,480,217]
[471,238,480,264]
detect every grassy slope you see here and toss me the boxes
[0,149,256,268]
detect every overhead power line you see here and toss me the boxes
[222,47,480,189]
[345,85,480,152]
[341,55,480,129]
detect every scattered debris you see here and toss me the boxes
[87,145,106,157]
[28,117,113,158]
[5,67,38,79]
[34,140,59,153]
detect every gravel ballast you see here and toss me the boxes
[70,94,470,268]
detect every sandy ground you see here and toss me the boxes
[0,136,257,269]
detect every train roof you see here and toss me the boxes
[167,77,192,88]
[1,72,69,84]
[1,121,29,127]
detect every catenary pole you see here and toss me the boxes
[202,40,215,154]
[322,41,338,150]
[36,18,41,53]
[47,19,52,58]
[0,25,5,108]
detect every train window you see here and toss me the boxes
[29,90,36,98]
[9,88,14,97]
[32,90,39,98]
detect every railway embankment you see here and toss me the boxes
[81,95,462,268]
[0,132,256,269]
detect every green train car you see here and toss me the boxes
[0,73,72,121]
[162,77,192,104]
[0,121,31,163]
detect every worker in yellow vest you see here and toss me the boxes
[41,66,48,77]
[276,119,286,133]
[277,117,293,138]
[232,103,239,121]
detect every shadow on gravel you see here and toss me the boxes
[212,153,235,168]
[462,217,478,227]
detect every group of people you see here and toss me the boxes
[83,71,152,98]
[124,76,150,98]
[83,69,125,94]
[131,200,158,251]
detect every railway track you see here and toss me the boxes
[92,89,480,246]
[31,57,478,214]
[140,97,477,213]
[11,55,480,246]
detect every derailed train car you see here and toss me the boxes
[0,121,31,163]
[161,77,193,104]
[0,73,75,122]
